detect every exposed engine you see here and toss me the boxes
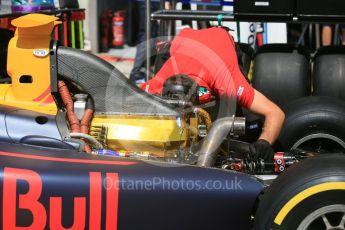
[59,78,311,176]
[64,78,245,161]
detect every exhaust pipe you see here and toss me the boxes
[197,117,245,167]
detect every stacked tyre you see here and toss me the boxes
[252,44,345,153]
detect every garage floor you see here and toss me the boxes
[97,45,136,78]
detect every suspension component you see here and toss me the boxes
[222,151,300,174]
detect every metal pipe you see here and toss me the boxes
[315,24,320,49]
[152,13,235,21]
[159,0,165,37]
[154,10,230,15]
[145,0,151,81]
[170,0,177,37]
[232,117,246,136]
[197,117,234,167]
[196,117,246,167]
[309,24,313,46]
[334,24,340,45]
[151,10,302,23]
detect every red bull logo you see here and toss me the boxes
[3,167,119,230]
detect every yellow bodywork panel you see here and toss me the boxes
[0,84,56,115]
[2,14,60,115]
[91,115,188,157]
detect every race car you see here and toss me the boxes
[0,14,345,230]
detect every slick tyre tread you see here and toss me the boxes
[252,45,311,107]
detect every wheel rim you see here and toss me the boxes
[292,134,345,153]
[297,204,345,230]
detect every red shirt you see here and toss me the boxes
[140,27,255,109]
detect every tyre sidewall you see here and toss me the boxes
[254,155,345,230]
[274,190,345,230]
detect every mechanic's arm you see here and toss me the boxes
[250,90,285,144]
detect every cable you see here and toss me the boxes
[70,133,103,150]
[194,108,212,131]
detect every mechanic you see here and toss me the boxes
[140,27,285,160]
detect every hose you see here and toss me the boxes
[80,108,94,153]
[58,80,93,153]
[58,80,80,133]
[194,108,212,131]
[70,133,103,150]
[81,109,94,134]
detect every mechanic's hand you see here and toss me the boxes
[249,139,274,161]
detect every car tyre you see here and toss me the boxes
[254,154,345,230]
[277,96,345,153]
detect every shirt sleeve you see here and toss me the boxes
[233,67,255,109]
[213,67,255,110]
[139,58,177,94]
[212,34,255,109]
[226,35,255,109]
